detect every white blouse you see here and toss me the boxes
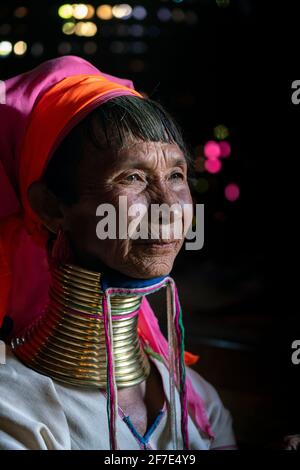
[0,346,236,450]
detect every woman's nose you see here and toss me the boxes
[148,184,182,225]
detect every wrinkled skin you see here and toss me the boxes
[29,139,192,278]
[28,138,193,437]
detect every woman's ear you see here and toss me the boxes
[27,181,65,234]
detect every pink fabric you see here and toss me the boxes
[0,55,213,441]
[0,56,135,333]
[139,297,214,440]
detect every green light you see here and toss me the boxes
[213,124,229,140]
[58,4,73,19]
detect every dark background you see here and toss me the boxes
[0,0,295,449]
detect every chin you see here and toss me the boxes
[120,260,173,279]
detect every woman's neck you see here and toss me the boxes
[11,262,150,388]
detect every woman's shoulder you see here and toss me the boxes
[0,344,54,389]
[0,344,70,450]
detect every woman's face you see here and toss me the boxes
[30,139,193,278]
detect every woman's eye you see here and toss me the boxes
[126,173,141,182]
[169,172,184,181]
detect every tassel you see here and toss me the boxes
[166,282,178,450]
[102,291,118,450]
[171,280,189,450]
[167,279,189,450]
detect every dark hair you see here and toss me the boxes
[43,95,192,205]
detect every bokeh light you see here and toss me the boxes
[185,10,198,25]
[75,21,97,37]
[224,183,240,202]
[194,157,205,173]
[73,4,89,20]
[112,4,132,20]
[0,40,12,57]
[129,24,144,37]
[172,9,185,22]
[58,4,73,19]
[58,41,72,54]
[96,5,113,20]
[110,41,128,54]
[85,5,95,19]
[83,41,98,54]
[14,6,28,18]
[219,141,231,158]
[216,0,230,8]
[62,21,76,35]
[214,124,229,140]
[30,42,44,57]
[204,140,221,160]
[131,41,147,54]
[157,7,172,22]
[204,159,222,174]
[132,6,147,20]
[147,25,160,37]
[14,40,27,55]
[195,178,209,194]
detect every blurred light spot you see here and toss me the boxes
[31,42,44,57]
[112,4,132,20]
[75,21,97,37]
[195,177,209,193]
[194,144,204,158]
[216,0,230,8]
[147,25,160,37]
[96,5,113,20]
[204,140,221,160]
[172,8,185,22]
[129,24,144,37]
[83,40,98,54]
[0,24,11,35]
[225,183,240,202]
[85,5,95,19]
[219,141,231,158]
[194,157,205,173]
[14,6,28,18]
[131,41,147,54]
[116,24,129,36]
[214,211,227,222]
[110,40,128,54]
[185,10,198,25]
[73,4,89,19]
[214,124,229,140]
[0,41,12,56]
[62,21,76,35]
[58,41,72,54]
[129,58,146,73]
[132,6,147,20]
[204,159,222,174]
[14,40,27,55]
[58,4,73,19]
[157,7,172,22]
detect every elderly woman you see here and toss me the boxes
[0,56,236,450]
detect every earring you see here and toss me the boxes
[50,226,73,267]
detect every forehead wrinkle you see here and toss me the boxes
[116,141,185,170]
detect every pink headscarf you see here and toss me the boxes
[0,55,213,440]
